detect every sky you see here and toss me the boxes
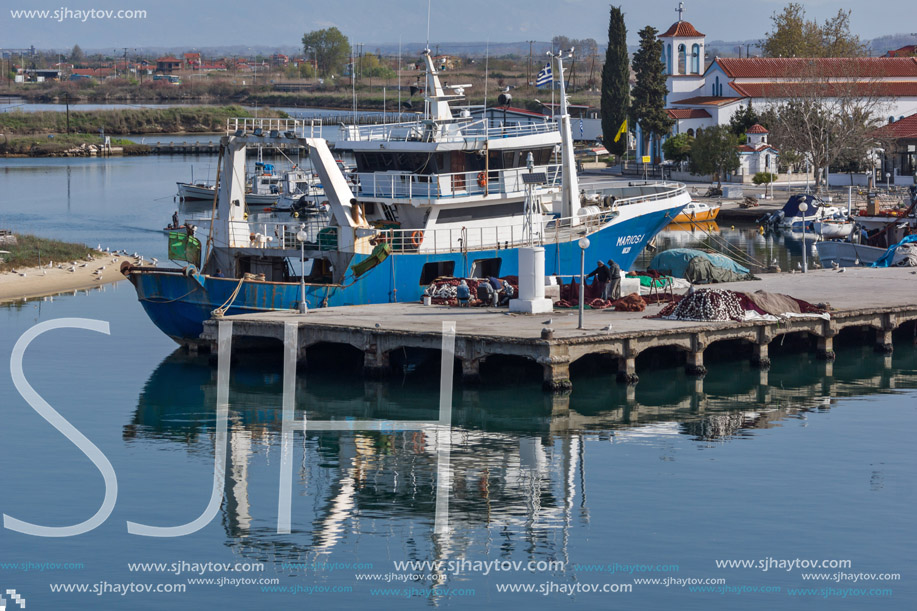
[0,0,914,51]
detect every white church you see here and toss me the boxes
[638,3,917,171]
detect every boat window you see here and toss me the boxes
[436,202,525,223]
[470,258,501,278]
[419,261,455,284]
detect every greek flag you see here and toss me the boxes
[535,61,552,87]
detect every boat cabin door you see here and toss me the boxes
[451,151,466,192]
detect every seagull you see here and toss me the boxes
[831,261,839,269]
[541,318,553,325]
[78,263,87,268]
[68,266,76,272]
[838,267,846,273]
[795,261,802,271]
[605,323,613,331]
[19,272,26,277]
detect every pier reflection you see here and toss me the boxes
[125,342,917,565]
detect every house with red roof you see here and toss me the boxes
[736,124,779,178]
[872,113,917,177]
[886,45,917,58]
[183,52,201,68]
[155,57,183,73]
[640,7,917,164]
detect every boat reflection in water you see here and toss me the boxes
[125,339,917,566]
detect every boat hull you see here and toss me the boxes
[128,203,681,344]
[672,206,719,224]
[815,241,885,268]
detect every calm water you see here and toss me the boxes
[1,157,916,609]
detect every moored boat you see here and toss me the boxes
[672,201,720,223]
[124,50,690,346]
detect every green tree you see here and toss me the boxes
[361,53,395,79]
[301,27,350,77]
[761,3,866,58]
[662,132,693,163]
[70,44,84,65]
[688,125,740,187]
[728,100,761,137]
[601,6,630,157]
[630,26,673,163]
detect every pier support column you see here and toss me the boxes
[363,345,390,379]
[816,336,836,361]
[461,358,482,385]
[751,342,771,369]
[543,360,572,393]
[875,329,894,354]
[616,356,639,385]
[685,349,706,377]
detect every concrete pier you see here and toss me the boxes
[202,267,917,392]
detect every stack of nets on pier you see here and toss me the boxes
[653,288,829,322]
[424,276,518,306]
[554,278,647,311]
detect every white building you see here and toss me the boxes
[737,124,777,177]
[637,6,917,161]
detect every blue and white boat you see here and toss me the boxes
[124,50,690,346]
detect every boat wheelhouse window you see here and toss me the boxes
[470,258,501,278]
[436,202,525,223]
[419,261,455,285]
[238,256,289,282]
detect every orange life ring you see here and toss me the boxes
[411,230,424,248]
[477,171,487,188]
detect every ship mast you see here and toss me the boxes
[553,50,581,221]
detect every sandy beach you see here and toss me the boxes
[0,253,131,303]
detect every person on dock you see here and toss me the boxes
[586,260,611,300]
[498,280,515,306]
[476,279,496,307]
[606,258,622,301]
[456,280,470,307]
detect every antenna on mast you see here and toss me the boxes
[426,0,432,52]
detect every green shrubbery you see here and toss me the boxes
[752,171,778,184]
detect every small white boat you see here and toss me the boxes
[815,241,885,267]
[176,181,216,200]
[812,219,853,239]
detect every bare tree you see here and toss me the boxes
[758,59,889,190]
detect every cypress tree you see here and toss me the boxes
[630,26,674,162]
[601,6,630,157]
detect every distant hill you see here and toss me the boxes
[47,33,917,60]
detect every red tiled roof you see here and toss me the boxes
[666,108,711,119]
[886,45,917,58]
[872,113,917,139]
[746,123,769,134]
[737,144,777,153]
[671,96,744,106]
[716,57,917,78]
[658,21,704,38]
[730,81,917,98]
[156,57,183,63]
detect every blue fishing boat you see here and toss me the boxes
[124,50,690,346]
